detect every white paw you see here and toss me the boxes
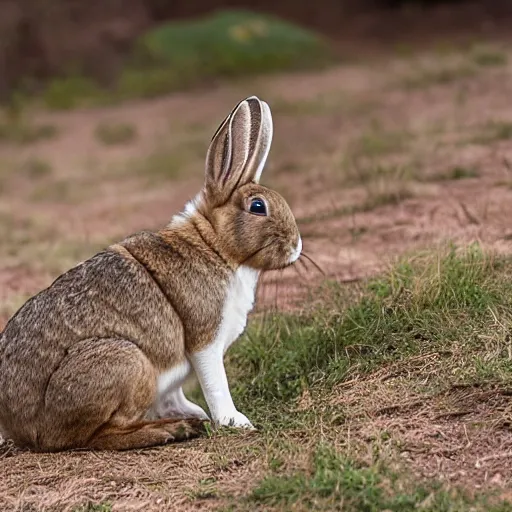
[156,400,210,421]
[187,404,210,421]
[215,410,255,429]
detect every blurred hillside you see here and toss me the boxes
[2,0,512,102]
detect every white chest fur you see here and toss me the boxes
[217,265,259,353]
[155,265,259,408]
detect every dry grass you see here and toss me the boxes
[331,359,512,484]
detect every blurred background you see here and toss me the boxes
[2,0,512,99]
[1,0,512,320]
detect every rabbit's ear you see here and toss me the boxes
[205,96,273,204]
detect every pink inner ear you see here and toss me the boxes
[221,130,232,185]
[220,101,253,188]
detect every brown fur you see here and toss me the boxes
[0,97,300,452]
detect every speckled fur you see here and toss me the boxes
[0,96,301,452]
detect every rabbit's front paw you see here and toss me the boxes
[216,410,255,429]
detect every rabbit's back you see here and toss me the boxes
[0,245,185,439]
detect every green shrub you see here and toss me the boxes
[134,9,333,78]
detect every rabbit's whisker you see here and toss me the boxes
[292,259,309,283]
[300,252,326,276]
[241,241,274,266]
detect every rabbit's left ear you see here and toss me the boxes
[204,96,273,205]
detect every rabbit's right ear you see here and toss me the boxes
[204,96,273,206]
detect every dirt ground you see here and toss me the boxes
[2,27,512,512]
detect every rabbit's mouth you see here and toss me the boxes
[287,236,302,265]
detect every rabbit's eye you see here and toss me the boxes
[249,198,267,216]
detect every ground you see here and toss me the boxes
[1,31,512,512]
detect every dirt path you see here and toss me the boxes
[1,36,512,511]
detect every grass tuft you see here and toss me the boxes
[94,122,138,146]
[361,180,414,211]
[126,149,186,182]
[43,76,105,110]
[400,63,476,90]
[342,160,415,186]
[351,128,412,159]
[19,158,53,179]
[471,45,508,67]
[0,119,58,145]
[471,121,512,145]
[427,165,479,181]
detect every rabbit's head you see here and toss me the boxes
[185,96,301,271]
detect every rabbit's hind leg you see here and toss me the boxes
[87,416,205,450]
[38,337,204,451]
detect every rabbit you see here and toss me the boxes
[0,96,302,452]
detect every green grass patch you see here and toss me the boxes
[135,10,333,81]
[94,121,137,146]
[471,121,512,145]
[400,63,477,90]
[42,75,105,110]
[343,160,415,185]
[121,133,206,183]
[216,244,512,509]
[0,119,58,144]
[125,149,186,182]
[19,157,53,179]
[427,165,479,181]
[296,185,413,225]
[471,45,508,67]
[297,172,414,225]
[350,127,412,159]
[0,94,59,142]
[229,244,512,423]
[360,180,414,211]
[248,444,510,511]
[38,10,334,110]
[30,179,80,203]
[270,93,376,118]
